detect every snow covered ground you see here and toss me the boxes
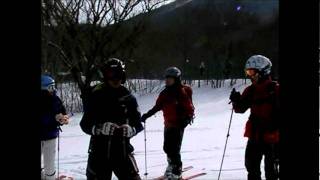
[56,79,267,180]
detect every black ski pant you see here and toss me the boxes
[86,151,141,180]
[163,126,185,175]
[245,140,279,180]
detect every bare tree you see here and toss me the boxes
[41,0,169,105]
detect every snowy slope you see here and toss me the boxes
[56,79,265,180]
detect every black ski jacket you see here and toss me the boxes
[80,83,143,155]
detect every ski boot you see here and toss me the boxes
[164,164,182,180]
[165,173,182,180]
[171,165,182,180]
[164,164,173,179]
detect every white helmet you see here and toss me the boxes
[165,67,182,79]
[245,55,272,76]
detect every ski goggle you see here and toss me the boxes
[47,84,56,92]
[104,68,123,81]
[245,69,258,77]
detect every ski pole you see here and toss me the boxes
[271,144,279,179]
[218,108,234,180]
[107,136,112,161]
[122,106,129,161]
[57,127,62,179]
[143,122,148,178]
[123,119,129,161]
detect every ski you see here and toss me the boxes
[56,175,74,180]
[181,166,193,172]
[153,166,193,180]
[182,172,207,180]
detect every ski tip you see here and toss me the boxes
[183,165,194,169]
[182,172,207,180]
[56,175,74,180]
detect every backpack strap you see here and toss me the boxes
[269,81,277,94]
[181,85,193,104]
[270,81,280,110]
[176,85,194,127]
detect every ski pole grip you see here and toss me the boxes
[228,88,236,104]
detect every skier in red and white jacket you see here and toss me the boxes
[229,55,280,180]
[141,67,195,179]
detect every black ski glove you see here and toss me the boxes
[181,116,194,128]
[140,113,150,123]
[229,88,241,103]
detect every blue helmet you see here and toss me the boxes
[41,75,55,91]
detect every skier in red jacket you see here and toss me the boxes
[141,67,195,179]
[229,55,279,180]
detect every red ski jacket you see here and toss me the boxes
[233,78,280,144]
[146,84,194,128]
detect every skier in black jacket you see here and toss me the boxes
[80,58,143,180]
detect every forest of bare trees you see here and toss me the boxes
[41,0,170,102]
[41,0,278,113]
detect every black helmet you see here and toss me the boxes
[101,58,126,84]
[164,67,182,80]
